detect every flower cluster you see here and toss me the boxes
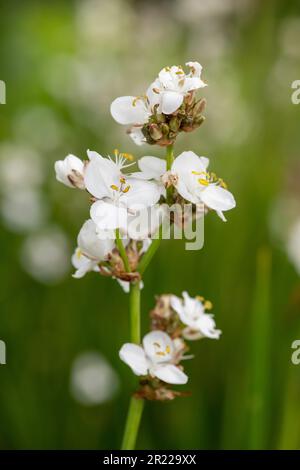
[54,60,236,409]
[111,62,207,146]
[119,292,220,400]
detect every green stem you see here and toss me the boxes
[115,228,131,272]
[166,144,174,204]
[138,229,161,276]
[121,282,144,450]
[121,396,144,450]
[166,143,174,170]
[248,247,272,449]
[121,145,174,450]
[129,282,141,344]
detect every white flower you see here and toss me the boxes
[170,151,236,221]
[149,61,207,115]
[72,219,115,278]
[171,291,221,340]
[55,154,85,189]
[110,61,206,144]
[133,152,236,221]
[119,330,188,384]
[84,150,161,230]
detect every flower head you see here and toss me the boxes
[150,62,206,115]
[119,330,188,384]
[170,151,236,221]
[84,150,161,230]
[111,61,207,146]
[171,291,221,340]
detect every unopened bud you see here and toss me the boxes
[194,115,205,126]
[169,116,180,132]
[160,123,169,135]
[149,123,163,141]
[192,98,206,116]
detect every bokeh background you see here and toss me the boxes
[0,0,300,450]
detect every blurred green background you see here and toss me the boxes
[0,0,300,450]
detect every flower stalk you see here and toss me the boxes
[121,280,144,449]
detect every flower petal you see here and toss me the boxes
[170,295,184,316]
[77,219,114,260]
[90,200,128,230]
[161,91,184,114]
[172,151,209,174]
[110,96,149,125]
[153,364,188,384]
[84,154,119,199]
[121,178,161,210]
[119,343,148,376]
[201,185,236,213]
[195,314,222,339]
[138,156,166,179]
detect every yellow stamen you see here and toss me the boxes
[166,345,170,354]
[120,177,126,184]
[204,300,213,310]
[122,185,130,193]
[110,184,119,191]
[196,295,204,302]
[114,149,119,157]
[121,152,134,161]
[198,178,209,186]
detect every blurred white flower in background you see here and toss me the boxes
[286,219,300,275]
[13,106,66,152]
[20,227,70,284]
[279,17,300,60]
[75,0,133,48]
[1,189,48,233]
[0,143,44,191]
[0,143,48,232]
[70,351,119,405]
[175,0,253,23]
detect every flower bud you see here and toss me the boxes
[169,116,181,132]
[149,123,163,141]
[55,154,85,189]
[192,98,206,116]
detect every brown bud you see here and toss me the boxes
[169,116,180,132]
[149,123,163,141]
[194,115,205,127]
[192,98,206,116]
[160,123,169,135]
